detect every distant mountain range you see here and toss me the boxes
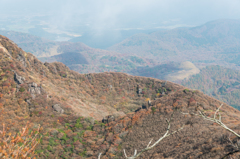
[108,19,240,67]
[1,19,240,81]
[0,30,150,74]
[181,65,240,110]
[129,61,200,82]
[68,28,162,49]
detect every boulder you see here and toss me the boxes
[14,73,25,84]
[138,88,142,94]
[53,104,64,114]
[28,82,42,99]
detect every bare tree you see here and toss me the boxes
[182,103,240,159]
[98,113,184,159]
[182,103,240,137]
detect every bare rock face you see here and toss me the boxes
[102,115,115,123]
[17,51,27,67]
[28,82,42,99]
[53,104,64,114]
[14,73,25,84]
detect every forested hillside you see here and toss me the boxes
[2,34,240,158]
[0,30,153,74]
[181,65,240,110]
[108,19,240,70]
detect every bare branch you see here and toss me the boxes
[147,139,153,148]
[214,104,223,120]
[98,152,102,159]
[98,113,184,159]
[183,103,240,159]
[183,103,240,138]
[228,134,238,149]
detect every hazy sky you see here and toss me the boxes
[1,0,240,34]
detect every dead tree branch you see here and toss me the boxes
[98,113,184,158]
[182,103,240,159]
[182,104,240,138]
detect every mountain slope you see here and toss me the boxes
[1,34,240,158]
[39,52,89,65]
[181,65,240,110]
[130,61,200,82]
[108,19,240,67]
[0,30,152,74]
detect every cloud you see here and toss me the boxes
[1,0,240,33]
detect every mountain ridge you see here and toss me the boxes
[1,34,240,158]
[108,19,240,68]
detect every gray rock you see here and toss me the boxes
[26,99,31,105]
[102,115,115,123]
[35,87,41,94]
[31,82,38,87]
[148,100,152,106]
[138,88,142,94]
[53,104,64,114]
[31,94,36,99]
[28,82,42,99]
[17,51,27,67]
[14,73,25,84]
[28,87,35,94]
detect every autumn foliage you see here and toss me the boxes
[0,123,41,159]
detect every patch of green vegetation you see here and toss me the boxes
[86,125,93,131]
[58,129,65,133]
[100,123,105,127]
[151,107,156,114]
[157,88,162,93]
[129,56,145,64]
[35,149,44,154]
[19,87,25,92]
[49,137,58,146]
[75,122,83,128]
[79,149,87,157]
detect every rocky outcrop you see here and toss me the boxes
[52,104,64,114]
[14,73,25,84]
[102,115,115,123]
[28,82,42,99]
[17,51,27,67]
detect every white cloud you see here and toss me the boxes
[1,0,240,33]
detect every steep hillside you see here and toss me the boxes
[130,61,200,82]
[39,52,89,65]
[1,35,240,158]
[0,30,151,74]
[108,19,240,69]
[181,65,240,110]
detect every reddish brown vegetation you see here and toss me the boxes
[1,34,240,158]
